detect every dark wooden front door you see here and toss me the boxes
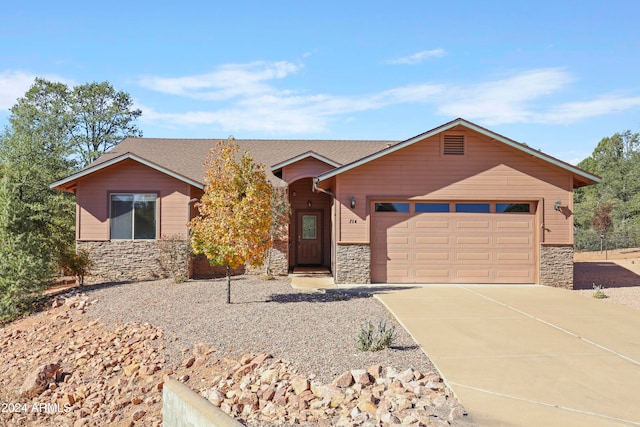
[296,210,322,265]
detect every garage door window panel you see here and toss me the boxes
[456,203,490,213]
[374,202,410,212]
[496,203,531,213]
[415,203,450,213]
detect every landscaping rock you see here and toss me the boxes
[19,363,61,398]
[0,291,470,427]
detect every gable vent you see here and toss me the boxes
[443,135,465,156]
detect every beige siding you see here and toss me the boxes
[282,157,336,183]
[336,127,574,245]
[371,209,536,284]
[76,159,191,240]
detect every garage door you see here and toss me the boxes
[371,202,536,284]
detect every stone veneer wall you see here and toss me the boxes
[232,239,289,277]
[336,243,370,284]
[80,238,289,283]
[78,241,168,282]
[539,244,574,289]
[266,239,289,276]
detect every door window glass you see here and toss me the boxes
[302,215,317,239]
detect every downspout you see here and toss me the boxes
[187,197,200,223]
[187,196,200,279]
[313,178,337,282]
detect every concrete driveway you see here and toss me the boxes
[376,285,640,426]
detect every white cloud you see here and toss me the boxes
[437,68,574,124]
[540,95,640,124]
[0,70,74,111]
[138,80,445,134]
[139,63,640,135]
[138,61,301,101]
[0,71,41,110]
[387,49,446,65]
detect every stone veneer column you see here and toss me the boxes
[539,244,574,289]
[336,243,370,284]
[244,239,289,277]
[77,241,168,282]
[268,239,289,276]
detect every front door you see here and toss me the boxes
[296,210,322,265]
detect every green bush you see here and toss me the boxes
[0,233,54,324]
[59,247,94,286]
[357,319,396,352]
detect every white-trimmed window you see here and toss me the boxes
[110,194,157,240]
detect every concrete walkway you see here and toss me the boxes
[376,285,640,427]
[289,275,336,290]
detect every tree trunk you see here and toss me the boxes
[226,265,231,304]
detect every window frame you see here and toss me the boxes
[109,192,159,240]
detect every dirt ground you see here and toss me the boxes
[574,248,640,310]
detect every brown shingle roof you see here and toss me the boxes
[89,137,395,185]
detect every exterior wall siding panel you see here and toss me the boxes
[76,159,191,241]
[337,128,573,246]
[282,157,335,183]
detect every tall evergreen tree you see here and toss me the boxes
[0,173,55,322]
[0,77,142,321]
[574,130,640,250]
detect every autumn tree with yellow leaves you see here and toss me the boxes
[190,139,273,303]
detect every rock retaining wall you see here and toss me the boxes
[540,244,574,289]
[336,243,370,284]
[78,240,167,282]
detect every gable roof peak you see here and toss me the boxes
[316,117,600,188]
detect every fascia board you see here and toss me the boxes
[50,153,205,190]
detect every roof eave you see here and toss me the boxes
[316,118,601,187]
[271,151,341,171]
[50,153,205,191]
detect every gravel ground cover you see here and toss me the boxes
[574,249,640,310]
[84,276,434,383]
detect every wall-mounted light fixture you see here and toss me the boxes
[350,196,356,209]
[307,200,312,208]
[554,198,562,211]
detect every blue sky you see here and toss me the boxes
[1,1,639,165]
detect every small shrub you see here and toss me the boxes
[59,248,94,286]
[357,319,396,352]
[592,284,608,299]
